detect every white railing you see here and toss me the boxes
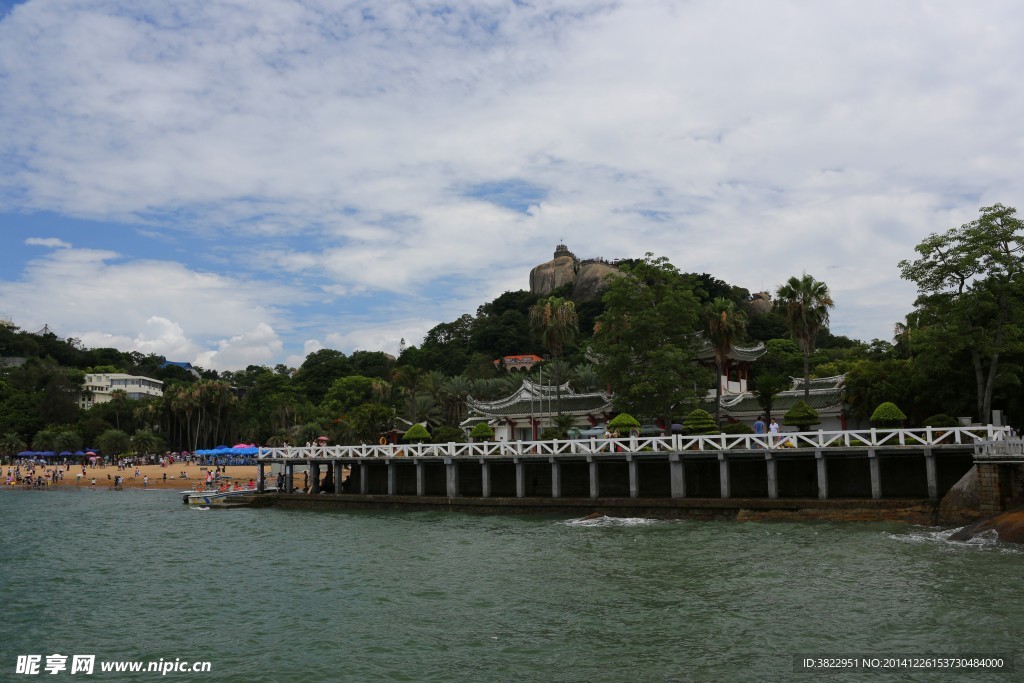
[257,425,1013,460]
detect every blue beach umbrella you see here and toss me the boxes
[18,450,33,456]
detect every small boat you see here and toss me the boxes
[184,486,276,508]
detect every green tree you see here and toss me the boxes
[704,297,748,425]
[0,431,26,455]
[783,400,820,431]
[870,402,907,428]
[97,428,131,457]
[470,422,495,441]
[776,274,834,403]
[529,296,580,416]
[899,203,1024,423]
[751,372,788,424]
[608,413,640,433]
[683,408,718,435]
[294,349,351,404]
[403,423,431,443]
[592,254,710,426]
[130,428,161,455]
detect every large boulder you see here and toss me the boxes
[529,255,577,296]
[949,505,1024,544]
[572,262,622,302]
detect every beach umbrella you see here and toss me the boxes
[59,451,72,456]
[74,451,85,456]
[17,450,33,456]
[85,451,96,456]
[316,435,329,441]
[232,443,249,448]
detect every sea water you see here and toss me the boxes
[1,488,1022,682]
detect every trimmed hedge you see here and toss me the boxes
[683,409,719,435]
[783,400,820,431]
[870,401,906,427]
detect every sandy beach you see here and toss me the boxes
[12,462,262,490]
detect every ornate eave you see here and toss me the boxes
[466,377,613,419]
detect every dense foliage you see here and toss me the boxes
[5,205,1024,457]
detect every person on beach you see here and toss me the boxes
[143,475,148,487]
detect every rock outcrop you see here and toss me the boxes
[938,467,981,526]
[949,506,1024,544]
[529,244,622,302]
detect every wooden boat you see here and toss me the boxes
[185,485,276,508]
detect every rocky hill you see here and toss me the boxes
[529,245,623,302]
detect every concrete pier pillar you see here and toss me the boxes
[868,449,881,499]
[628,456,638,498]
[258,463,265,492]
[669,454,685,498]
[718,452,730,499]
[445,458,459,497]
[480,459,491,498]
[550,458,562,498]
[416,461,424,496]
[515,459,525,498]
[815,450,828,500]
[310,462,320,494]
[335,462,343,494]
[387,460,396,495]
[359,463,368,495]
[924,448,938,500]
[766,454,778,500]
[285,463,294,493]
[588,457,599,499]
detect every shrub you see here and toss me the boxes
[608,413,641,432]
[540,427,564,440]
[403,423,431,443]
[470,422,495,441]
[432,426,465,444]
[783,400,820,431]
[721,422,754,435]
[923,413,959,428]
[683,409,718,435]
[870,401,907,428]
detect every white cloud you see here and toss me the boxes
[2,0,1023,354]
[24,237,72,249]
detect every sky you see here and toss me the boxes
[1,0,1022,371]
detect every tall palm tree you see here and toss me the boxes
[529,296,580,416]
[704,297,748,425]
[776,274,835,402]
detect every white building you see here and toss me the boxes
[79,373,163,410]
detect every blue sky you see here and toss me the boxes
[2,0,1023,370]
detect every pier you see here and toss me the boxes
[253,426,1012,522]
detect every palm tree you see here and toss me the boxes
[32,428,59,453]
[53,428,83,455]
[0,432,26,456]
[704,298,748,425]
[130,429,161,456]
[776,274,834,402]
[752,372,788,425]
[529,296,580,416]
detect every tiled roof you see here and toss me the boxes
[695,338,766,362]
[714,374,846,416]
[467,378,613,418]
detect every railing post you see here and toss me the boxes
[870,427,877,446]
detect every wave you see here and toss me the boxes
[885,526,1021,552]
[560,514,663,528]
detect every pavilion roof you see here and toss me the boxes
[467,378,613,418]
[715,374,846,416]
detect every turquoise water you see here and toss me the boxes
[1,488,1022,682]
